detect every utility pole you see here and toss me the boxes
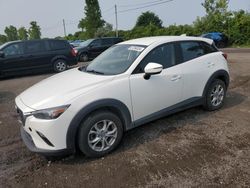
[63,19,67,37]
[115,4,118,37]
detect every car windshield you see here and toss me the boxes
[79,39,94,47]
[0,42,11,50]
[83,44,146,75]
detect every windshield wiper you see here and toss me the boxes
[85,69,105,75]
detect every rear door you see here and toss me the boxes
[176,41,214,100]
[23,40,50,70]
[0,42,26,75]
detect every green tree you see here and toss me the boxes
[18,27,28,40]
[95,22,113,37]
[80,0,104,38]
[202,0,229,15]
[135,11,163,28]
[227,10,250,45]
[4,25,18,41]
[0,34,7,44]
[78,18,87,32]
[28,21,41,39]
[194,0,230,34]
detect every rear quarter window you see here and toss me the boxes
[200,41,218,54]
[49,40,69,50]
[180,41,205,62]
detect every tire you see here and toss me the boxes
[78,110,123,158]
[79,53,89,62]
[204,79,226,111]
[53,59,67,73]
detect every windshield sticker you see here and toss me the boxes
[128,46,145,52]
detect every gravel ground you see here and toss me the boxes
[0,49,250,187]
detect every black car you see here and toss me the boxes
[0,39,77,78]
[201,32,229,48]
[75,37,123,62]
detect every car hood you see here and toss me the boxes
[18,68,115,110]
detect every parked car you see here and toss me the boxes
[201,32,229,48]
[75,37,123,62]
[0,39,77,78]
[16,36,229,158]
[70,40,84,48]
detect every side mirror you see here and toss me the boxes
[144,62,163,80]
[0,51,5,58]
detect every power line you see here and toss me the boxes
[118,0,175,14]
[102,6,114,13]
[119,0,165,8]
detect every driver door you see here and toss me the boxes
[129,43,183,122]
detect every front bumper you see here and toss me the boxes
[20,126,73,156]
[15,96,75,155]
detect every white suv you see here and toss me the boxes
[15,36,229,158]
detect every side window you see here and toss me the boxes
[133,43,176,74]
[102,39,113,46]
[90,39,101,47]
[49,40,68,50]
[180,41,205,62]
[3,43,24,56]
[200,42,218,54]
[25,41,46,53]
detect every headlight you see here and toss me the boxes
[30,105,70,120]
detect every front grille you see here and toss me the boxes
[16,107,26,126]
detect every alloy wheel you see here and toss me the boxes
[210,84,225,107]
[88,120,118,152]
[56,61,66,72]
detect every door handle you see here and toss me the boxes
[207,62,215,67]
[171,75,181,81]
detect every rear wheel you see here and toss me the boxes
[78,111,123,158]
[79,53,89,62]
[53,59,67,72]
[204,79,226,111]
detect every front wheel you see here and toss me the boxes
[78,111,123,158]
[204,79,226,111]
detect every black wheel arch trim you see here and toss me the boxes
[51,56,67,64]
[202,69,230,98]
[66,99,132,152]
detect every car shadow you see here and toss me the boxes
[223,91,247,109]
[0,70,55,81]
[59,90,247,164]
[0,65,80,81]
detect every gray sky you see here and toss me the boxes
[0,0,249,38]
